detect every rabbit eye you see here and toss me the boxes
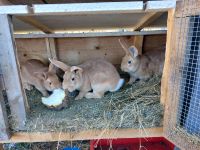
[128,60,132,64]
[49,82,52,85]
[72,78,75,81]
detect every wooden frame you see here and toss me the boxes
[0,15,27,130]
[0,76,10,140]
[163,1,200,150]
[14,30,167,38]
[0,127,163,143]
[0,0,183,144]
[33,2,144,15]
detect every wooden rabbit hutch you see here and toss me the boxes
[0,0,200,149]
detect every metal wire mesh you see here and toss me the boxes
[176,0,200,138]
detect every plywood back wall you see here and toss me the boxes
[15,35,166,66]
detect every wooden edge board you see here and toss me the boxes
[16,16,54,34]
[145,1,176,12]
[0,5,32,15]
[14,30,167,38]
[1,127,163,143]
[33,2,144,15]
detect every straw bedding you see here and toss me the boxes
[11,75,163,132]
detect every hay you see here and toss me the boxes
[11,75,163,132]
[4,140,90,150]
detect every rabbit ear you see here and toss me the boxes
[70,66,83,73]
[34,72,47,80]
[128,46,139,58]
[49,58,70,72]
[119,39,129,54]
[48,62,56,73]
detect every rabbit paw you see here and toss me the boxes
[128,77,136,85]
[75,93,84,100]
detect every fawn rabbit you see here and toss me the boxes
[21,59,61,97]
[49,58,124,100]
[119,39,165,84]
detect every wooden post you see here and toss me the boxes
[0,15,27,130]
[133,35,144,55]
[45,38,57,59]
[0,75,10,140]
[160,9,175,106]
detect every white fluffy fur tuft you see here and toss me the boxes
[113,78,125,92]
[42,88,65,107]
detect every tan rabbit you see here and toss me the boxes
[21,59,62,97]
[119,39,165,84]
[49,58,124,100]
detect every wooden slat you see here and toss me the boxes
[161,9,175,106]
[14,30,167,38]
[0,75,10,140]
[45,37,57,59]
[33,2,143,15]
[16,16,54,34]
[1,127,163,143]
[133,35,143,55]
[0,15,27,130]
[0,5,31,14]
[175,0,200,18]
[134,12,164,31]
[145,1,176,12]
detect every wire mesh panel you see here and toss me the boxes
[177,15,200,137]
[163,0,200,149]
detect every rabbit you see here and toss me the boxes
[49,58,124,100]
[21,59,62,97]
[119,39,165,84]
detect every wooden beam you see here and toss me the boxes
[0,75,10,141]
[45,38,57,59]
[145,1,176,12]
[33,2,143,15]
[0,15,27,130]
[133,35,144,55]
[133,12,164,31]
[161,9,175,106]
[1,127,163,143]
[14,30,167,38]
[16,16,54,34]
[0,5,31,14]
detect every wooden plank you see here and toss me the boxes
[50,36,134,65]
[175,0,200,18]
[16,38,48,64]
[1,127,163,143]
[14,30,167,38]
[33,2,143,15]
[0,5,31,14]
[0,15,27,130]
[45,38,57,59]
[145,1,176,12]
[160,9,175,106]
[134,12,164,31]
[0,75,10,140]
[16,16,54,34]
[133,35,144,55]
[143,34,166,53]
[16,35,166,67]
